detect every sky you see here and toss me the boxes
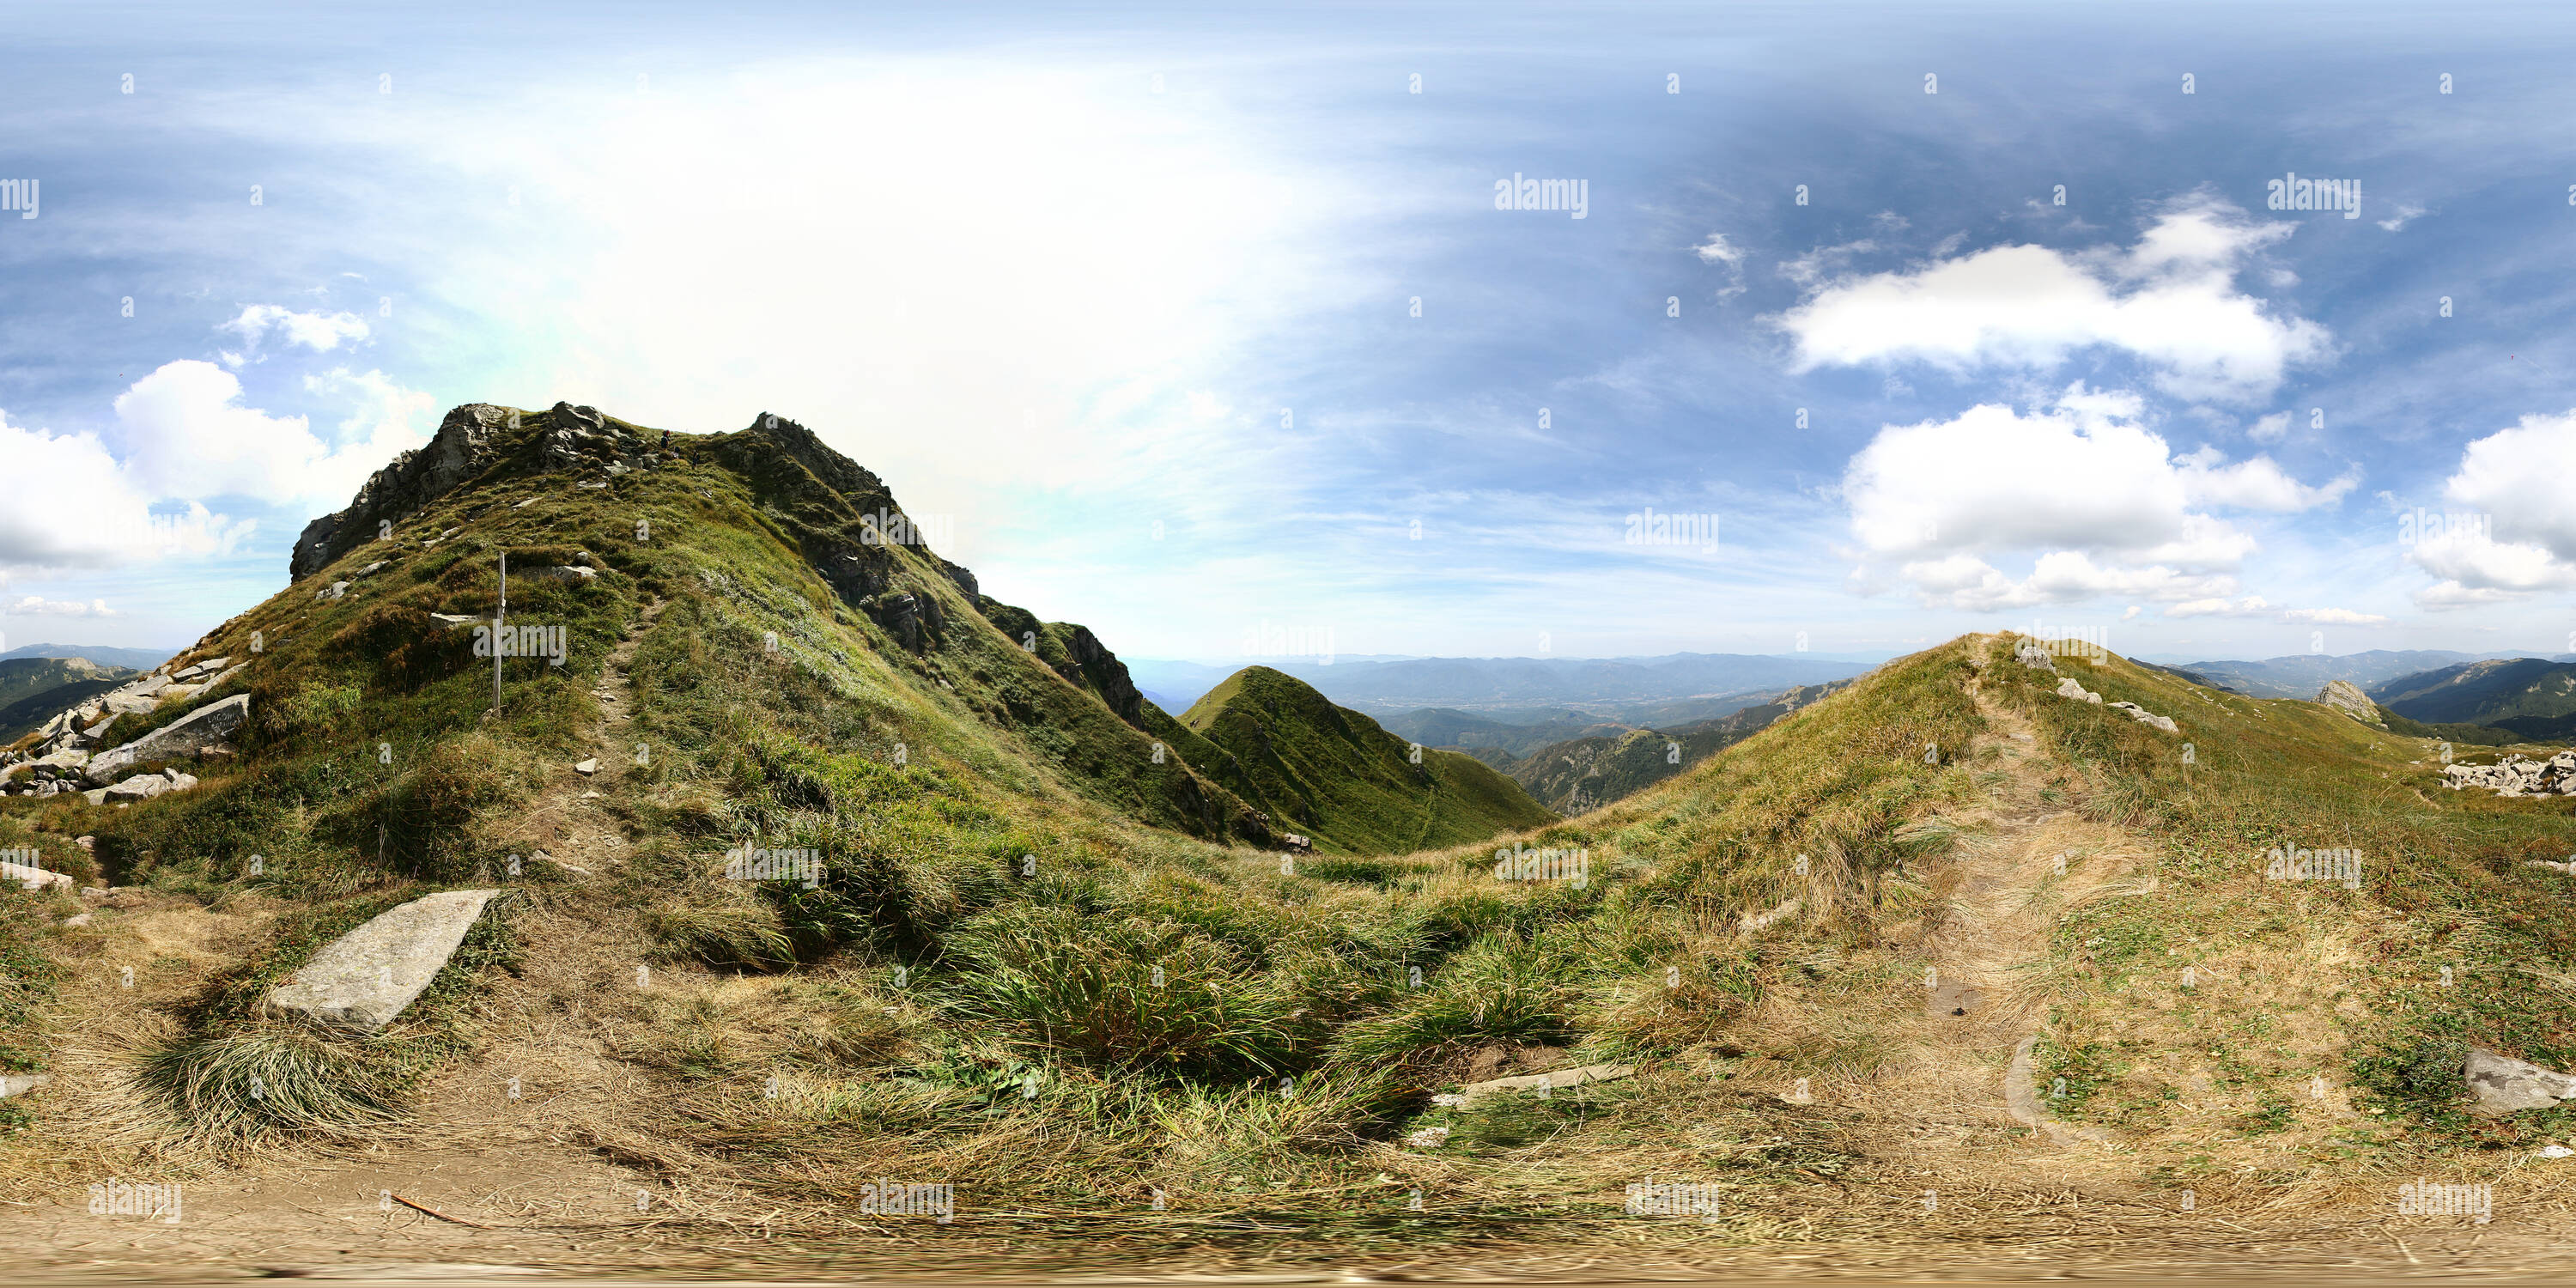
[3,1,2575,665]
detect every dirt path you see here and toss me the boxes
[1900,655,2158,1151]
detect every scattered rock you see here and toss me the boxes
[1,860,70,892]
[61,913,92,928]
[0,1073,51,1099]
[2105,701,2179,734]
[264,890,502,1031]
[1450,1062,1633,1108]
[1403,1125,1451,1149]
[2446,752,2576,798]
[2014,643,2057,671]
[103,769,197,803]
[2055,677,2104,704]
[574,759,598,775]
[430,612,480,630]
[526,565,598,585]
[2467,1047,2576,1116]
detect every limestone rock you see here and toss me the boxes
[0,1073,50,1099]
[2015,642,2057,672]
[2055,677,2103,704]
[2317,679,2381,723]
[574,758,598,775]
[2466,1047,2576,1115]
[526,565,597,585]
[1452,1062,1633,1108]
[2106,701,2180,734]
[264,890,501,1031]
[292,402,516,580]
[84,694,250,784]
[1,859,70,892]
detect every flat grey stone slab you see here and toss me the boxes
[86,693,249,783]
[2467,1047,2576,1115]
[0,1073,50,1098]
[1453,1062,1633,1108]
[266,890,500,1031]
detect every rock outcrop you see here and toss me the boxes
[82,694,249,785]
[2445,751,2576,797]
[2317,679,2381,723]
[290,402,653,581]
[2056,677,2103,704]
[2015,642,2057,672]
[265,890,501,1031]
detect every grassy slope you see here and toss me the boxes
[2374,658,2576,725]
[1179,665,1556,854]
[10,404,2576,1244]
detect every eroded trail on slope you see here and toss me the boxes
[1863,660,2161,1157]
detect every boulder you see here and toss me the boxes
[265,890,501,1031]
[0,1073,49,1099]
[1,859,70,892]
[2014,643,2057,671]
[2056,677,2104,704]
[84,694,250,784]
[2106,701,2180,734]
[102,769,196,803]
[2466,1047,2576,1115]
[1451,1062,1634,1108]
[574,758,598,775]
[2317,679,2380,723]
[526,565,597,585]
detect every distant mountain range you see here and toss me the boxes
[0,655,143,742]
[2162,650,2532,700]
[2367,658,2576,740]
[1127,653,1874,718]
[0,642,175,671]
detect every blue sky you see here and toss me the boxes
[4,1,2574,665]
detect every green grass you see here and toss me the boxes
[1179,665,1557,854]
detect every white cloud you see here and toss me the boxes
[2248,410,2293,442]
[2410,409,2576,607]
[1842,386,2350,611]
[2282,607,2388,624]
[1776,198,2330,403]
[216,304,372,366]
[2168,596,2271,618]
[1693,231,1747,301]
[3,596,117,618]
[112,360,430,507]
[2377,203,2427,233]
[2174,447,2357,512]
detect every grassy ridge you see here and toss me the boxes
[1179,666,1556,854]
